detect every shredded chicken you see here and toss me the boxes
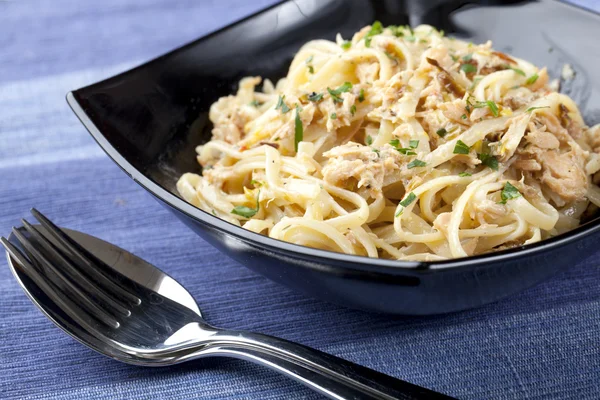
[515,118,588,203]
[322,142,405,197]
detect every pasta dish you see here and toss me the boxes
[177,23,600,261]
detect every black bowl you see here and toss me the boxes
[67,0,600,315]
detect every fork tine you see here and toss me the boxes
[21,219,131,318]
[2,236,108,333]
[30,209,141,305]
[11,227,120,329]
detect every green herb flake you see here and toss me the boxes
[308,65,314,74]
[453,140,470,154]
[499,182,521,204]
[372,148,380,156]
[389,25,404,37]
[436,128,447,138]
[250,180,262,187]
[461,114,467,120]
[395,192,417,216]
[526,106,550,113]
[450,54,458,62]
[389,139,400,147]
[249,100,261,107]
[307,92,323,102]
[478,153,499,170]
[350,104,357,116]
[366,135,373,145]
[275,95,291,113]
[462,53,473,61]
[526,74,539,85]
[364,20,384,47]
[407,159,427,169]
[341,41,352,50]
[503,64,525,76]
[398,148,416,156]
[330,112,337,119]
[294,106,303,152]
[305,55,313,64]
[327,82,353,103]
[409,139,419,149]
[384,51,396,60]
[358,88,365,102]
[486,100,499,117]
[458,172,472,177]
[460,63,477,74]
[231,191,261,218]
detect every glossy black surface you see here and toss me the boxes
[68,0,600,314]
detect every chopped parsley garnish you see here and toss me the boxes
[499,182,521,204]
[461,114,467,119]
[453,140,470,154]
[450,54,459,62]
[384,51,396,60]
[389,25,404,37]
[341,41,351,50]
[327,82,353,103]
[507,66,526,76]
[397,148,416,155]
[458,172,472,177]
[478,153,499,170]
[485,100,499,117]
[366,135,373,145]
[308,65,314,74]
[526,106,550,113]
[526,74,539,85]
[466,96,499,117]
[436,128,447,138]
[275,95,291,113]
[330,112,337,119]
[358,88,365,102]
[250,180,262,186]
[372,148,380,156]
[395,192,417,216]
[460,63,477,74]
[294,106,303,152]
[407,159,427,169]
[231,191,260,218]
[307,92,323,102]
[390,139,418,155]
[364,20,384,47]
[350,104,357,116]
[462,53,473,61]
[249,100,261,107]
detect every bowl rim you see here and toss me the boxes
[66,0,600,275]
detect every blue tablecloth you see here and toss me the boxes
[1,1,599,399]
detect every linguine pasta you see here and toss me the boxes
[177,23,600,261]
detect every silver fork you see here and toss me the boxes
[2,209,454,400]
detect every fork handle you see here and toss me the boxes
[194,330,454,400]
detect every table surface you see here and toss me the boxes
[1,1,599,399]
